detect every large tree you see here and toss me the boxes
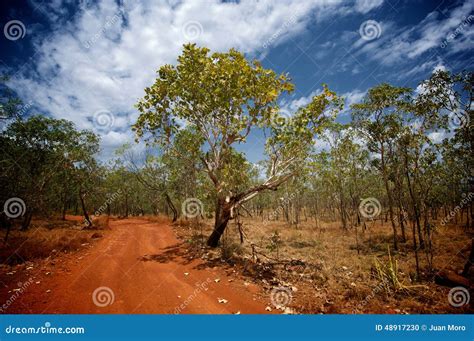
[134,44,342,247]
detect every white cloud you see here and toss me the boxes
[12,0,350,159]
[354,0,384,14]
[354,2,474,65]
[428,131,447,144]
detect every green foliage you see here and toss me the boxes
[1,116,100,221]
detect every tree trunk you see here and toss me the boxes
[1,213,12,244]
[62,199,68,220]
[381,146,398,250]
[164,193,178,222]
[79,189,92,228]
[21,210,33,230]
[124,193,129,218]
[403,150,424,249]
[207,198,232,247]
[339,189,347,230]
[462,238,474,276]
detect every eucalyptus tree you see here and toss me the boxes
[418,70,473,225]
[351,84,411,250]
[134,44,342,247]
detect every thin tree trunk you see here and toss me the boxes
[79,189,92,228]
[381,147,398,250]
[164,193,178,222]
[462,239,474,277]
[21,210,33,231]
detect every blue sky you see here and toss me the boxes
[1,0,473,162]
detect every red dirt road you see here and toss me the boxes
[3,218,273,314]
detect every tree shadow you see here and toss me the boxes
[138,241,233,271]
[138,242,195,265]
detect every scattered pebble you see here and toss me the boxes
[214,278,220,283]
[46,289,51,293]
[217,298,228,304]
[265,306,272,312]
[234,311,241,315]
[184,272,189,276]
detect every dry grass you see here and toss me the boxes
[174,214,473,314]
[0,217,104,265]
[90,215,110,229]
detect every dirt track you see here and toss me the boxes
[3,218,272,314]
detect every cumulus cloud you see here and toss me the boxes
[11,0,349,158]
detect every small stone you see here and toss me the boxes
[265,306,272,312]
[234,311,241,315]
[46,289,51,293]
[184,272,189,276]
[214,278,220,283]
[217,298,228,304]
